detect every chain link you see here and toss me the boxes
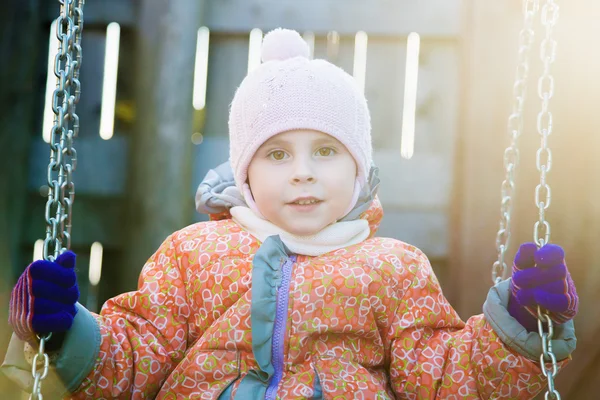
[492,0,539,284]
[30,333,51,400]
[534,1,560,398]
[538,309,561,399]
[493,1,561,397]
[33,1,84,398]
[534,0,557,248]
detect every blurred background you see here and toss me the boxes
[1,0,599,398]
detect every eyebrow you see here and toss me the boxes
[264,138,292,147]
[264,137,339,148]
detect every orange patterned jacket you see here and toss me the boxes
[2,198,576,399]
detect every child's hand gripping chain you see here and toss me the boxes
[508,242,579,332]
[8,251,80,347]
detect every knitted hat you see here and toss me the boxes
[228,28,373,216]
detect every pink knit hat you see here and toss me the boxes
[228,28,373,216]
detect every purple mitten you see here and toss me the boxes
[8,251,79,347]
[508,243,578,332]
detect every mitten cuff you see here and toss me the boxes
[484,279,577,361]
[1,303,100,397]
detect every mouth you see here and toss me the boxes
[287,196,323,205]
[286,197,323,212]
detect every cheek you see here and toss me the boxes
[324,160,356,197]
[252,179,277,203]
[332,177,356,206]
[247,162,284,205]
[251,177,286,221]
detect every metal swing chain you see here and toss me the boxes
[32,1,85,399]
[534,0,560,399]
[492,0,539,285]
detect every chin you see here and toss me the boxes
[286,225,323,237]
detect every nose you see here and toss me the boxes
[290,158,316,184]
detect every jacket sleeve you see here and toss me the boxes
[65,234,191,399]
[387,249,576,399]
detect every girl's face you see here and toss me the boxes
[247,129,357,236]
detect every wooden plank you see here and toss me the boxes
[376,152,453,209]
[376,211,448,259]
[366,39,459,210]
[448,1,522,316]
[44,0,136,26]
[49,0,460,37]
[204,0,460,37]
[202,36,248,139]
[117,0,202,294]
[28,136,129,195]
[23,195,126,248]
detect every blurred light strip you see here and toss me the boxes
[248,28,263,74]
[401,32,421,160]
[89,242,104,286]
[42,19,59,143]
[327,31,340,60]
[33,239,44,262]
[99,22,121,140]
[303,31,315,60]
[193,27,210,111]
[353,31,368,94]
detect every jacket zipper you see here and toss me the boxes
[264,255,296,400]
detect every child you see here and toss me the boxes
[3,28,577,399]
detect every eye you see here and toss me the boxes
[316,147,336,157]
[268,150,288,161]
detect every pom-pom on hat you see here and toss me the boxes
[261,28,310,61]
[228,28,372,216]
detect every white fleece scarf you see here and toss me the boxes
[230,206,371,256]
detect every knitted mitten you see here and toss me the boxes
[8,251,79,347]
[508,243,578,332]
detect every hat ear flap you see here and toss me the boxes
[242,182,265,218]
